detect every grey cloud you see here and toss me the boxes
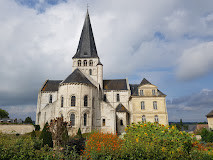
[0,0,213,120]
[167,89,213,122]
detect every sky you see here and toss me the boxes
[0,0,213,122]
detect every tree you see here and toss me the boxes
[0,108,9,119]
[39,122,53,147]
[24,117,33,124]
[49,117,69,147]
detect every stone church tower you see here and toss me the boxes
[36,10,168,135]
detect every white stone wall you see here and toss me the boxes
[0,124,34,134]
[72,58,100,83]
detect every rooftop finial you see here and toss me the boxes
[87,3,89,13]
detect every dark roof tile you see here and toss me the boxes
[62,68,95,87]
[41,80,62,92]
[72,11,99,59]
[103,79,127,90]
[207,110,213,118]
[116,103,129,112]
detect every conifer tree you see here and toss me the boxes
[39,122,53,147]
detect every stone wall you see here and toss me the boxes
[0,124,35,134]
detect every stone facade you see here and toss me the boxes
[207,110,213,130]
[36,11,168,135]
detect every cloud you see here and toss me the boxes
[176,42,213,80]
[1,105,36,121]
[0,0,213,121]
[167,89,213,122]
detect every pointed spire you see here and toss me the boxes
[73,11,99,58]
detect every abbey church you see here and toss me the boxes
[36,11,168,135]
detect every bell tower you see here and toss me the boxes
[72,10,103,89]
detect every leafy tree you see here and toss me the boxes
[40,122,53,147]
[76,128,82,138]
[24,117,33,124]
[49,117,69,147]
[0,108,9,119]
[31,130,36,139]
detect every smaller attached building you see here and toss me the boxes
[206,110,213,130]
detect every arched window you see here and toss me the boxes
[70,114,75,126]
[120,119,123,126]
[117,94,120,102]
[61,96,63,107]
[78,60,81,66]
[89,60,93,66]
[154,115,159,122]
[142,115,146,122]
[153,101,157,110]
[71,96,76,106]
[84,95,88,107]
[84,60,87,66]
[92,97,95,109]
[89,69,92,75]
[141,101,145,110]
[84,113,87,126]
[49,95,52,103]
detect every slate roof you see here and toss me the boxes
[62,68,95,87]
[129,84,166,96]
[41,80,62,92]
[140,78,152,86]
[103,79,127,90]
[72,11,99,59]
[206,110,213,118]
[116,103,129,112]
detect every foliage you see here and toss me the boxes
[31,130,36,139]
[201,128,213,143]
[76,128,82,138]
[0,108,9,119]
[84,131,124,159]
[39,122,53,147]
[49,117,69,147]
[66,137,85,155]
[123,122,195,159]
[34,125,40,131]
[24,117,33,124]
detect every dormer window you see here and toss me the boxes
[152,89,156,95]
[89,60,93,66]
[84,52,88,55]
[78,60,81,66]
[140,90,144,96]
[84,60,87,66]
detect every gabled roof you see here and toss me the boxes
[72,11,99,59]
[103,79,127,90]
[116,103,129,112]
[206,110,213,118]
[41,80,62,92]
[129,84,139,96]
[62,68,95,87]
[140,78,152,86]
[129,84,166,96]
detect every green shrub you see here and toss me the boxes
[39,122,53,147]
[34,125,40,131]
[123,122,195,159]
[201,128,213,143]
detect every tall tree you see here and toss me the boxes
[0,109,9,119]
[24,117,33,124]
